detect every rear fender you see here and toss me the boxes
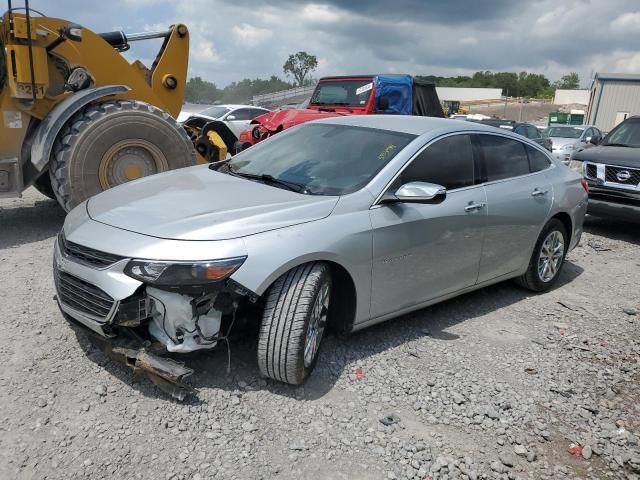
[29,85,130,172]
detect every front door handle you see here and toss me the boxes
[464,202,486,212]
[531,188,548,197]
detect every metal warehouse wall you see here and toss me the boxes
[587,80,640,132]
[553,89,590,105]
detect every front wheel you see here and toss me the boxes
[49,100,196,211]
[258,262,332,385]
[516,218,568,292]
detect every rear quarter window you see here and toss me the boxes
[526,145,552,172]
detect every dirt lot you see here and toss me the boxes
[1,189,639,480]
[468,102,559,125]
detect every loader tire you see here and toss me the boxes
[33,173,56,200]
[258,262,332,385]
[49,100,196,211]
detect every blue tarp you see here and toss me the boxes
[374,75,413,115]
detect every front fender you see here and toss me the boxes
[30,85,130,171]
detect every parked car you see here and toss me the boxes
[570,116,640,220]
[467,119,553,151]
[54,116,587,397]
[544,125,602,164]
[178,104,270,138]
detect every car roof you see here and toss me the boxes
[314,114,517,136]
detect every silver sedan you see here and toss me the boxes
[53,115,588,395]
[545,125,602,164]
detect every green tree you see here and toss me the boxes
[283,51,318,87]
[185,76,220,103]
[553,72,580,90]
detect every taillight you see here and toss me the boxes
[581,178,589,193]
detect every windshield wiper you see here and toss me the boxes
[228,167,308,193]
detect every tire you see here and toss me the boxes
[49,100,196,211]
[258,262,332,385]
[33,173,56,200]
[515,218,568,292]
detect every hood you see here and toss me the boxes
[550,137,579,149]
[87,165,339,241]
[253,108,347,132]
[573,144,640,168]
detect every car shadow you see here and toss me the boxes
[78,260,583,404]
[583,215,640,246]
[0,197,64,250]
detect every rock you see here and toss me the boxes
[95,385,107,396]
[380,413,401,426]
[36,398,47,408]
[514,444,527,456]
[499,452,515,467]
[491,461,507,473]
[241,422,257,432]
[582,445,592,460]
[451,392,465,405]
[622,308,637,316]
[526,451,537,463]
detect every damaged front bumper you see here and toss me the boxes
[53,234,258,398]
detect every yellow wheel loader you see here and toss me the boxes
[0,2,197,211]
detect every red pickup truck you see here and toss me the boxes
[235,74,444,153]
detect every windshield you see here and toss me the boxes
[200,106,231,118]
[544,126,584,139]
[603,119,640,147]
[226,123,415,195]
[309,79,374,107]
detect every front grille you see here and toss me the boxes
[605,165,640,186]
[55,270,115,320]
[58,232,124,268]
[585,163,597,179]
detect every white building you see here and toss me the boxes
[435,87,502,102]
[553,89,590,105]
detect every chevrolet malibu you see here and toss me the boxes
[53,116,588,395]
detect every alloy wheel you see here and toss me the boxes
[537,230,564,283]
[304,281,330,368]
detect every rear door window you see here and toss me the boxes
[478,134,530,181]
[399,134,475,190]
[230,109,253,121]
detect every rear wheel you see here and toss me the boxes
[258,262,332,385]
[516,218,568,292]
[49,100,195,211]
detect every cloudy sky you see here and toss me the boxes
[27,0,640,87]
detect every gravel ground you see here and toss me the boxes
[1,189,639,480]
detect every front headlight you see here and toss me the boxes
[124,257,246,285]
[569,159,584,174]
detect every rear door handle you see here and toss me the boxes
[531,188,548,197]
[464,202,486,212]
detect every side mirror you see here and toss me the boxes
[380,182,446,204]
[226,115,236,121]
[589,134,601,145]
[377,96,390,111]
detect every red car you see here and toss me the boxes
[236,74,444,152]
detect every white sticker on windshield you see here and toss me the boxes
[355,82,373,96]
